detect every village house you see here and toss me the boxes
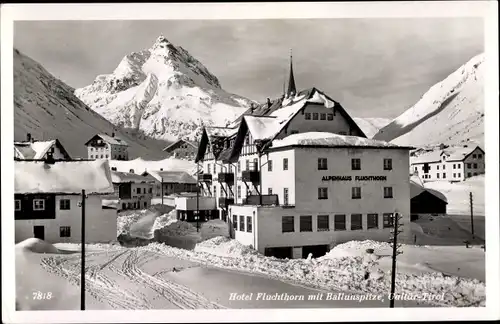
[84,133,129,161]
[14,159,117,243]
[163,139,198,160]
[410,145,485,182]
[190,56,413,259]
[141,170,198,197]
[14,133,71,160]
[109,170,154,211]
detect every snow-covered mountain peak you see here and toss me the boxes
[75,36,252,141]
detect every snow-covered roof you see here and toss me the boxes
[14,140,57,159]
[243,115,282,141]
[15,160,114,195]
[110,171,153,184]
[270,132,409,150]
[163,139,198,152]
[411,146,483,164]
[87,134,128,146]
[205,126,238,138]
[410,179,447,203]
[109,157,196,175]
[145,170,197,184]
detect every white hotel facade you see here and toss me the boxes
[192,80,413,258]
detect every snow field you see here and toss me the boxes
[144,238,485,307]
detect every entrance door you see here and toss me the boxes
[33,226,45,240]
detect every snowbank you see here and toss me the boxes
[16,238,61,254]
[145,239,485,307]
[200,219,229,240]
[117,209,150,236]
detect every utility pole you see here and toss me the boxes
[196,162,200,232]
[81,189,86,311]
[259,154,263,206]
[469,192,475,239]
[388,212,403,308]
[161,176,164,205]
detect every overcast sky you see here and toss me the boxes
[14,18,483,118]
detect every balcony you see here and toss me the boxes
[218,197,235,209]
[241,170,260,183]
[198,173,213,182]
[244,194,279,206]
[217,172,235,184]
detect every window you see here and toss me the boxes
[367,214,378,229]
[443,173,446,179]
[137,188,141,194]
[268,188,273,195]
[232,215,238,230]
[15,200,21,211]
[437,173,440,179]
[478,154,482,159]
[334,214,346,231]
[237,186,241,198]
[352,187,361,199]
[246,216,252,233]
[458,164,461,169]
[245,136,250,145]
[60,226,71,238]
[327,113,334,121]
[414,167,417,171]
[300,216,313,232]
[317,215,329,231]
[283,158,288,170]
[318,158,328,170]
[474,172,478,176]
[267,160,273,171]
[282,216,295,233]
[284,188,289,205]
[312,113,319,120]
[473,163,478,169]
[220,186,224,197]
[90,148,94,151]
[318,187,328,200]
[246,160,249,171]
[59,199,70,210]
[443,165,446,170]
[453,173,456,178]
[213,186,217,197]
[253,158,258,171]
[383,158,392,170]
[305,113,311,120]
[453,164,456,169]
[383,213,394,228]
[351,214,362,230]
[467,163,471,168]
[458,173,461,177]
[100,155,103,158]
[133,202,137,209]
[106,155,108,158]
[467,172,472,177]
[384,187,393,198]
[320,113,326,120]
[351,158,361,170]
[472,154,477,158]
[237,161,241,172]
[144,202,147,208]
[33,199,45,211]
[437,165,440,170]
[149,188,153,194]
[239,215,245,232]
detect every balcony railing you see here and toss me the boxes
[244,194,279,206]
[241,170,260,183]
[217,172,235,184]
[218,197,235,209]
[198,173,213,182]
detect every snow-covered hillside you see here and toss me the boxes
[14,49,169,159]
[75,36,253,141]
[373,53,484,147]
[352,118,391,138]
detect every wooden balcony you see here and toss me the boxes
[198,173,213,182]
[241,170,260,183]
[217,172,235,184]
[218,197,235,209]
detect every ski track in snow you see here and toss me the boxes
[40,249,224,310]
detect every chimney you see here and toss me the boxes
[26,133,32,142]
[130,169,134,173]
[267,98,272,108]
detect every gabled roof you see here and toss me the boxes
[111,171,154,184]
[143,170,197,184]
[163,139,198,152]
[84,134,128,146]
[410,179,448,203]
[14,139,72,160]
[15,160,114,195]
[411,145,484,164]
[194,126,238,163]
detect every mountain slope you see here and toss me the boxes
[75,36,253,141]
[352,117,391,138]
[373,53,484,147]
[14,49,170,159]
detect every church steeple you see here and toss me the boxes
[286,49,297,98]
